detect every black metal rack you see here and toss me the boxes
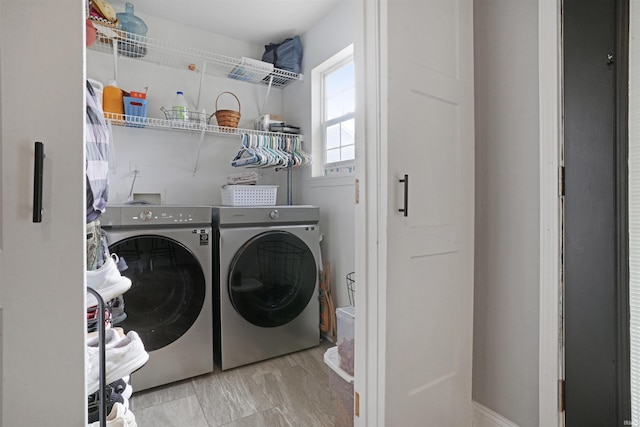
[86,287,107,427]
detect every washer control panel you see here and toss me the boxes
[133,209,195,223]
[214,205,320,227]
[100,205,212,227]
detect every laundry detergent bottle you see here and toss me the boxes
[102,80,124,117]
[173,91,189,122]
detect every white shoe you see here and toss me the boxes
[86,254,132,308]
[123,405,137,427]
[85,331,123,396]
[86,328,125,348]
[87,402,130,427]
[121,383,133,400]
[87,331,149,395]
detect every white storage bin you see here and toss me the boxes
[336,306,355,376]
[324,346,354,427]
[220,185,278,206]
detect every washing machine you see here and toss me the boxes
[100,205,214,391]
[213,205,321,370]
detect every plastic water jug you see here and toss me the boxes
[117,3,147,38]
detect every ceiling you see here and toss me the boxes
[110,0,344,45]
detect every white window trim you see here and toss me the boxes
[311,44,355,177]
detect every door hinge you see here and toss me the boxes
[559,379,566,412]
[355,178,360,204]
[559,166,565,196]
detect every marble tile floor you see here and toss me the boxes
[129,339,335,427]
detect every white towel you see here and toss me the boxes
[226,171,259,185]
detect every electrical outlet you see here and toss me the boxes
[129,161,141,177]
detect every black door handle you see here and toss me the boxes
[399,174,408,217]
[33,141,44,223]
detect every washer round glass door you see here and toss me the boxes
[228,230,317,327]
[109,235,206,351]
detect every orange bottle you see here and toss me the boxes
[102,80,124,118]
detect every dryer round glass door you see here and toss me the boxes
[109,235,206,351]
[228,230,317,327]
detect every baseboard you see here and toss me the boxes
[473,402,520,427]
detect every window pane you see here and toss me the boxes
[333,62,355,92]
[324,61,355,120]
[341,145,355,161]
[326,124,341,149]
[326,148,341,163]
[326,62,353,96]
[320,55,356,170]
[342,87,355,114]
[325,73,343,98]
[342,61,354,82]
[325,96,343,121]
[342,119,355,146]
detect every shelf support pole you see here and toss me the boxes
[196,60,207,111]
[107,119,117,173]
[287,166,293,205]
[112,39,118,81]
[193,128,206,175]
[260,75,274,116]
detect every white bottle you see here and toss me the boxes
[172,91,189,122]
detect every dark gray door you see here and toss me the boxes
[563,0,631,425]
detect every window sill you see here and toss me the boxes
[307,175,356,188]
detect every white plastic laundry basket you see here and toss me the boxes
[220,185,278,206]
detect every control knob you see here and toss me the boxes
[269,209,279,220]
[139,210,153,221]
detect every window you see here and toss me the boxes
[323,60,355,166]
[312,45,355,177]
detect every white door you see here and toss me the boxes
[356,0,475,425]
[0,1,87,425]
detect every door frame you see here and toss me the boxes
[354,0,562,426]
[616,1,632,423]
[355,1,563,426]
[538,0,562,426]
[353,0,381,424]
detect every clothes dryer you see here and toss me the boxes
[101,205,214,391]
[213,206,321,370]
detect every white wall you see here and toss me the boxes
[87,11,289,206]
[284,0,356,309]
[473,1,540,427]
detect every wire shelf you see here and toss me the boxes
[89,23,303,88]
[103,112,303,138]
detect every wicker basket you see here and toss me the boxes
[212,92,241,128]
